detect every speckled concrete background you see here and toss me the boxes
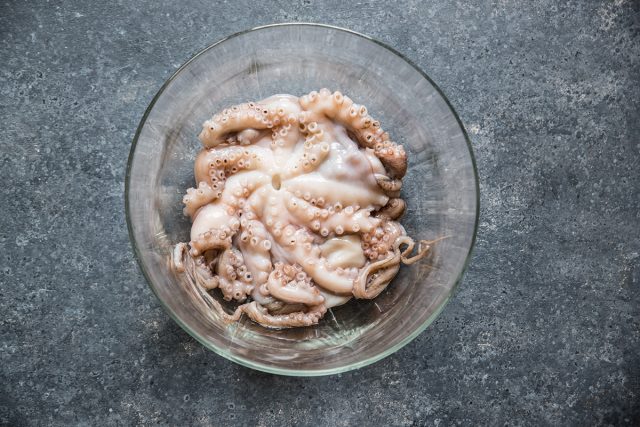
[1,0,639,425]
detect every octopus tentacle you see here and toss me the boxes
[189,297,319,328]
[194,145,260,186]
[270,123,302,165]
[238,217,274,289]
[262,301,307,315]
[189,229,234,257]
[353,231,434,299]
[305,260,357,295]
[373,141,407,178]
[360,264,401,300]
[376,198,406,220]
[220,172,270,212]
[374,173,403,198]
[215,247,254,301]
[172,243,220,290]
[397,235,448,265]
[260,94,303,126]
[199,102,274,148]
[352,234,435,299]
[283,131,332,178]
[299,89,407,179]
[193,250,222,290]
[353,249,401,299]
[361,220,404,261]
[282,174,388,209]
[262,96,305,165]
[285,195,380,235]
[188,174,267,257]
[300,90,380,146]
[239,301,327,328]
[172,242,188,273]
[299,89,391,148]
[265,263,324,306]
[183,181,221,219]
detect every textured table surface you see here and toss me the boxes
[1,1,639,425]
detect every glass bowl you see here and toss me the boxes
[126,23,479,376]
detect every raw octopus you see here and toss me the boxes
[172,89,434,328]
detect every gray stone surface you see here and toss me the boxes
[1,0,639,425]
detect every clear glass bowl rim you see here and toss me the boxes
[125,22,480,376]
